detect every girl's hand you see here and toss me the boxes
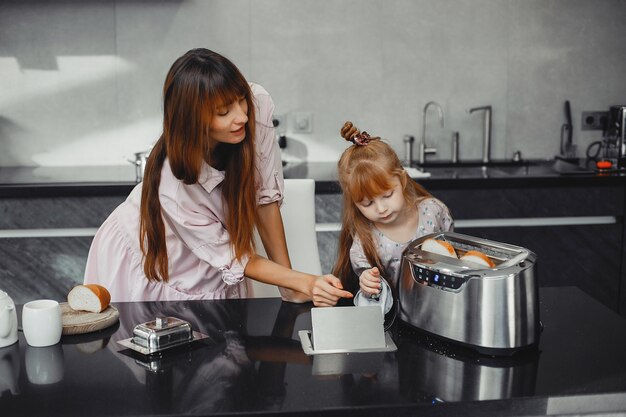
[311,275,353,307]
[359,267,382,296]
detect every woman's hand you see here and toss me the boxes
[310,275,353,307]
[245,256,352,306]
[359,267,382,296]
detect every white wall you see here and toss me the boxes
[1,0,625,167]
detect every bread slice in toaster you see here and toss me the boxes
[460,250,496,268]
[421,238,458,258]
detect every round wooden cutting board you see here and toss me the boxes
[60,302,120,335]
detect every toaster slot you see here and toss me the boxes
[445,242,505,267]
[416,233,529,268]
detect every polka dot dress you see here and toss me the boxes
[350,198,454,287]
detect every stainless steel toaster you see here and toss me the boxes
[398,232,540,356]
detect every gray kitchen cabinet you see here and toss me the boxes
[316,184,625,313]
[314,194,342,274]
[0,196,125,304]
[0,196,125,229]
[456,224,621,311]
[433,184,625,312]
[0,236,92,304]
[2,183,624,313]
[521,224,621,311]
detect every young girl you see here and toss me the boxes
[333,121,454,306]
[84,49,351,306]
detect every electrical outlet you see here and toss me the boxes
[272,114,286,132]
[581,111,608,131]
[292,112,313,133]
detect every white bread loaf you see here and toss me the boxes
[421,238,458,258]
[68,284,111,313]
[460,250,496,268]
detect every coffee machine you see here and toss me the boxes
[604,105,626,168]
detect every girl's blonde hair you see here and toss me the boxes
[332,122,431,290]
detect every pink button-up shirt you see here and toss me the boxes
[84,84,284,302]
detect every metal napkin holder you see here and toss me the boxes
[117,316,209,356]
[298,306,397,356]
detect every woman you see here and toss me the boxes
[84,48,351,307]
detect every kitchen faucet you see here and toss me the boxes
[419,101,445,165]
[402,135,415,166]
[468,105,492,164]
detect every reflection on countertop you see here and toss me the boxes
[0,165,137,185]
[413,157,621,178]
[0,165,138,197]
[3,287,626,416]
[1,158,623,185]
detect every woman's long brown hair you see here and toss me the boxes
[332,122,431,290]
[139,48,257,282]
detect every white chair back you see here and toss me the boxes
[248,179,322,298]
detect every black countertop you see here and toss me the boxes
[2,287,626,416]
[1,158,625,197]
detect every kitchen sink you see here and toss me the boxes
[550,158,596,175]
[418,160,536,178]
[419,160,534,169]
[279,158,598,182]
[419,165,526,178]
[418,158,594,178]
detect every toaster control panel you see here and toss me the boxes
[412,265,466,290]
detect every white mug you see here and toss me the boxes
[25,344,64,385]
[22,300,62,347]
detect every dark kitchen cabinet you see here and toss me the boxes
[521,224,622,311]
[0,196,125,304]
[0,195,124,229]
[455,224,622,311]
[317,184,625,313]
[432,184,625,313]
[0,236,92,304]
[432,184,624,219]
[451,226,522,246]
[1,182,624,313]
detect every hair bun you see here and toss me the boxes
[341,121,360,143]
[341,121,372,146]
